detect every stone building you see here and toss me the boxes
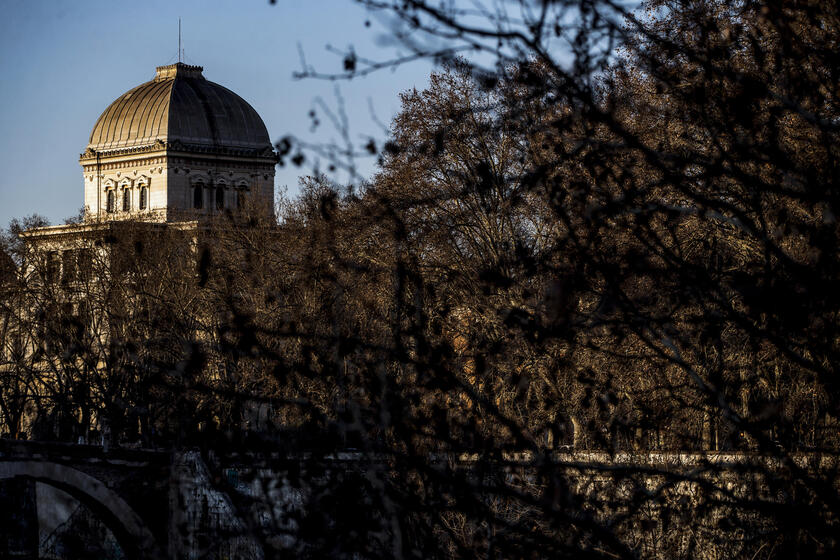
[21,60,277,307]
[1,62,277,441]
[80,62,276,222]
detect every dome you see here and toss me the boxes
[87,63,271,152]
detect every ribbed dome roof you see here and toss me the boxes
[87,63,271,152]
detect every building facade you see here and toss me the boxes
[80,62,276,222]
[1,62,278,441]
[20,61,277,295]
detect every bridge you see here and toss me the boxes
[0,440,169,559]
[0,439,276,559]
[1,439,836,559]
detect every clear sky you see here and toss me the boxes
[0,0,434,228]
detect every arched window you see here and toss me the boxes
[215,185,225,209]
[106,190,115,213]
[122,188,131,211]
[236,187,249,210]
[193,184,204,209]
[139,186,148,210]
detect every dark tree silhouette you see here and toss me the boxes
[2,0,840,557]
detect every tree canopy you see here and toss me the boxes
[3,0,840,557]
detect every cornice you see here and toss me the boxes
[20,216,201,241]
[82,157,275,174]
[82,156,168,172]
[80,139,278,164]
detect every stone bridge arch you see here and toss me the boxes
[0,460,162,560]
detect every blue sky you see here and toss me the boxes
[0,0,434,227]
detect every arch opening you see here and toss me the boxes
[0,461,161,560]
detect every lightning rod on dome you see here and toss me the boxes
[178,19,182,63]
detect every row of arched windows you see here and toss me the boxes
[192,183,248,211]
[106,186,148,213]
[103,180,251,214]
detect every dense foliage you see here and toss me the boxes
[2,0,840,557]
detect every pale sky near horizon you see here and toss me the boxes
[0,0,434,228]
